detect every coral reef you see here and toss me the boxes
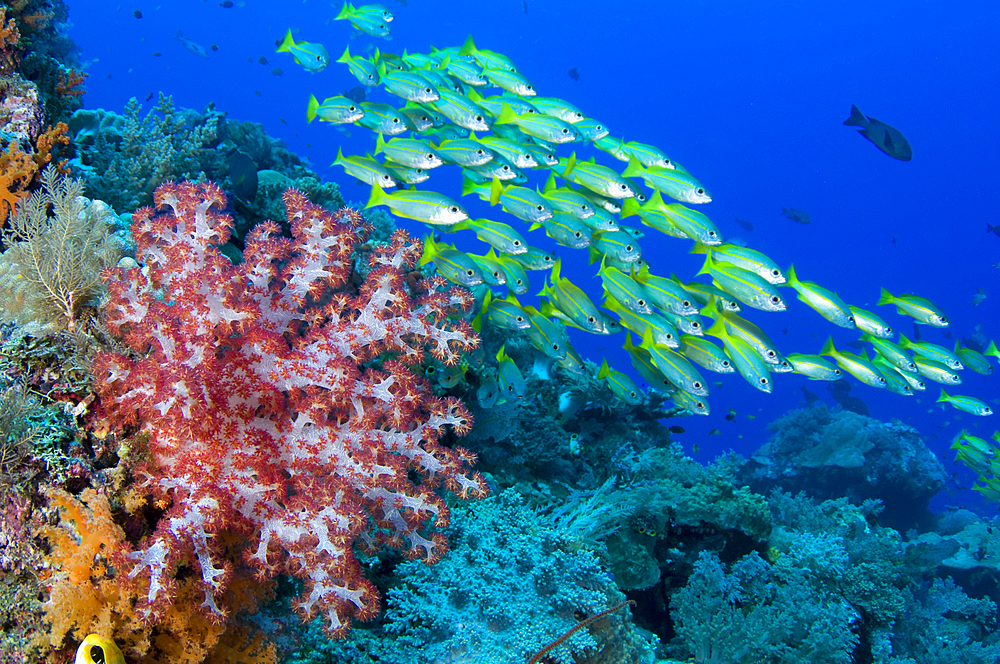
[742,404,947,530]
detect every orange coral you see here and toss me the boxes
[0,123,70,223]
[0,8,20,48]
[36,488,279,664]
[55,69,87,98]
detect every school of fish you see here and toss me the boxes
[280,15,997,444]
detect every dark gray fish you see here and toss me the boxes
[827,383,869,416]
[843,104,912,161]
[801,385,820,404]
[568,67,579,81]
[270,67,284,76]
[735,217,754,231]
[227,150,258,203]
[987,223,1000,237]
[782,207,811,224]
[344,85,367,103]
[175,30,210,58]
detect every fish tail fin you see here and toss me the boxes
[620,197,641,219]
[336,45,352,63]
[704,316,727,340]
[459,35,477,57]
[988,223,997,234]
[365,182,388,209]
[335,2,353,20]
[542,171,557,193]
[489,176,504,207]
[689,242,708,256]
[597,358,611,380]
[460,174,479,198]
[986,340,1000,360]
[375,132,387,156]
[563,152,577,177]
[334,146,345,166]
[843,104,868,127]
[695,254,712,277]
[785,263,798,286]
[418,234,439,267]
[622,155,644,178]
[528,221,542,232]
[898,333,911,348]
[819,336,837,357]
[496,102,518,125]
[937,388,950,404]
[276,29,295,53]
[876,287,894,306]
[306,94,319,123]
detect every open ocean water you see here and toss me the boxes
[68,0,999,510]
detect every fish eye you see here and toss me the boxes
[691,322,701,329]
[666,333,674,341]
[834,369,842,375]
[683,300,692,307]
[552,343,560,350]
[477,149,484,154]
[722,361,731,368]
[449,206,459,212]
[502,165,510,172]
[619,184,627,190]
[582,205,590,211]
[770,296,781,304]
[425,88,433,94]
[527,85,533,91]
[475,115,484,121]
[513,240,522,246]
[574,231,582,238]
[349,105,356,111]
[626,245,633,251]
[588,316,596,323]
[516,315,524,322]
[536,205,544,211]
[392,117,400,123]
[427,153,434,159]
[886,327,892,334]
[696,401,705,409]
[766,350,776,358]
[708,231,718,238]
[760,377,769,385]
[517,279,524,285]
[848,316,855,323]
[638,299,646,307]
[466,269,474,276]
[693,381,702,389]
[697,188,705,195]
[771,269,780,276]
[561,128,569,134]
[493,271,502,278]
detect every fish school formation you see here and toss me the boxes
[277,25,997,425]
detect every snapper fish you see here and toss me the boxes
[276,29,329,73]
[844,104,912,161]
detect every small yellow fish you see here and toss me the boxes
[76,635,125,664]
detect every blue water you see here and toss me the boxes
[67,0,999,511]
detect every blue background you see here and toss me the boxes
[66,0,999,511]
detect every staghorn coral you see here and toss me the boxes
[0,167,126,332]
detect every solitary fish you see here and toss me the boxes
[843,104,912,161]
[782,207,811,224]
[175,30,209,58]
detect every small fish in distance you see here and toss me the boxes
[735,217,754,231]
[843,104,912,161]
[782,207,810,224]
[568,67,579,81]
[987,223,1000,237]
[175,30,209,58]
